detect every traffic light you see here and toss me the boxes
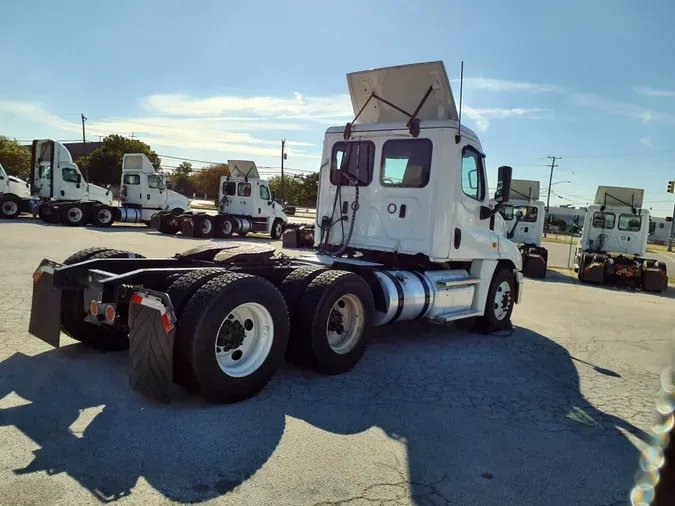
[668,180,675,193]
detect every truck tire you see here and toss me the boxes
[166,268,230,321]
[60,203,89,226]
[0,194,22,219]
[91,205,116,227]
[175,273,290,402]
[577,253,586,282]
[293,270,375,374]
[271,218,284,240]
[215,215,236,238]
[38,203,61,224]
[61,248,145,350]
[478,267,515,332]
[281,266,330,362]
[193,215,214,238]
[158,214,180,235]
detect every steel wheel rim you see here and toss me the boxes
[326,293,365,354]
[201,219,213,235]
[98,209,112,224]
[275,222,283,236]
[223,220,232,235]
[2,201,18,215]
[493,280,512,321]
[214,302,274,377]
[68,207,83,222]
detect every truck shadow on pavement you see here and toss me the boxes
[543,270,675,299]
[0,325,650,505]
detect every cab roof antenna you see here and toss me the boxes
[455,61,464,144]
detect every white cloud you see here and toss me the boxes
[640,136,654,149]
[463,107,553,131]
[568,93,675,125]
[454,78,564,94]
[634,86,675,98]
[142,92,353,120]
[0,100,76,130]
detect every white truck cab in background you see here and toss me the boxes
[153,160,288,239]
[573,186,667,292]
[30,140,191,227]
[499,180,548,278]
[0,162,35,219]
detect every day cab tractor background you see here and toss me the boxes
[152,160,288,239]
[27,60,524,405]
[499,179,548,279]
[0,162,35,219]
[574,186,667,292]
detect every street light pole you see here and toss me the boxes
[280,139,286,204]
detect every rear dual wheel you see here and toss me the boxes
[60,204,89,226]
[172,272,289,402]
[283,269,375,375]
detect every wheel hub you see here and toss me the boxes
[216,318,246,353]
[328,309,345,335]
[2,201,18,214]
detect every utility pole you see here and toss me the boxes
[280,139,286,204]
[669,203,675,252]
[544,155,560,238]
[81,114,89,182]
[130,132,135,140]
[81,114,87,144]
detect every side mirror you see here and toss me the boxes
[271,191,276,201]
[493,166,512,203]
[76,174,82,184]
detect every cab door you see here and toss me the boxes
[121,172,143,206]
[57,165,84,200]
[256,182,275,222]
[231,182,254,216]
[144,173,168,209]
[451,145,493,259]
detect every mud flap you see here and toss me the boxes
[583,262,605,283]
[128,290,176,403]
[28,260,63,348]
[180,217,197,236]
[523,253,547,278]
[643,267,668,293]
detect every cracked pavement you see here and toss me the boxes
[0,219,674,506]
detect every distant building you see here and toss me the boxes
[23,141,102,161]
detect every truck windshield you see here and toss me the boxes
[330,140,375,186]
[500,205,538,223]
[592,212,615,229]
[123,174,141,185]
[618,214,641,232]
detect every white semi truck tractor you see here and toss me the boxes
[499,179,548,278]
[31,140,190,226]
[0,163,36,218]
[27,61,524,404]
[573,186,667,292]
[152,160,288,238]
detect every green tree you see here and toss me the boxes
[0,136,31,179]
[192,164,230,198]
[76,134,161,185]
[268,172,319,207]
[175,161,192,176]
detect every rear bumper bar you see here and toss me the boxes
[28,259,177,402]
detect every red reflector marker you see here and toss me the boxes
[105,305,116,322]
[130,294,143,304]
[161,313,172,334]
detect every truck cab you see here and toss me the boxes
[30,140,113,205]
[215,160,288,239]
[0,162,34,218]
[573,186,666,291]
[121,153,190,217]
[498,180,547,278]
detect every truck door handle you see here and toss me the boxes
[147,194,151,200]
[399,204,406,218]
[60,190,64,196]
[454,228,461,249]
[342,201,348,214]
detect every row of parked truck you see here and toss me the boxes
[9,61,670,405]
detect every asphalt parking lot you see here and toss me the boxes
[1,218,674,506]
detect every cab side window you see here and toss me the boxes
[461,147,486,201]
[147,174,160,189]
[62,167,79,183]
[223,182,236,196]
[260,185,270,200]
[238,182,251,197]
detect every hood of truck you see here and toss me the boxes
[86,184,113,205]
[346,61,458,124]
[167,189,191,210]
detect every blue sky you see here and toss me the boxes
[2,0,675,215]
